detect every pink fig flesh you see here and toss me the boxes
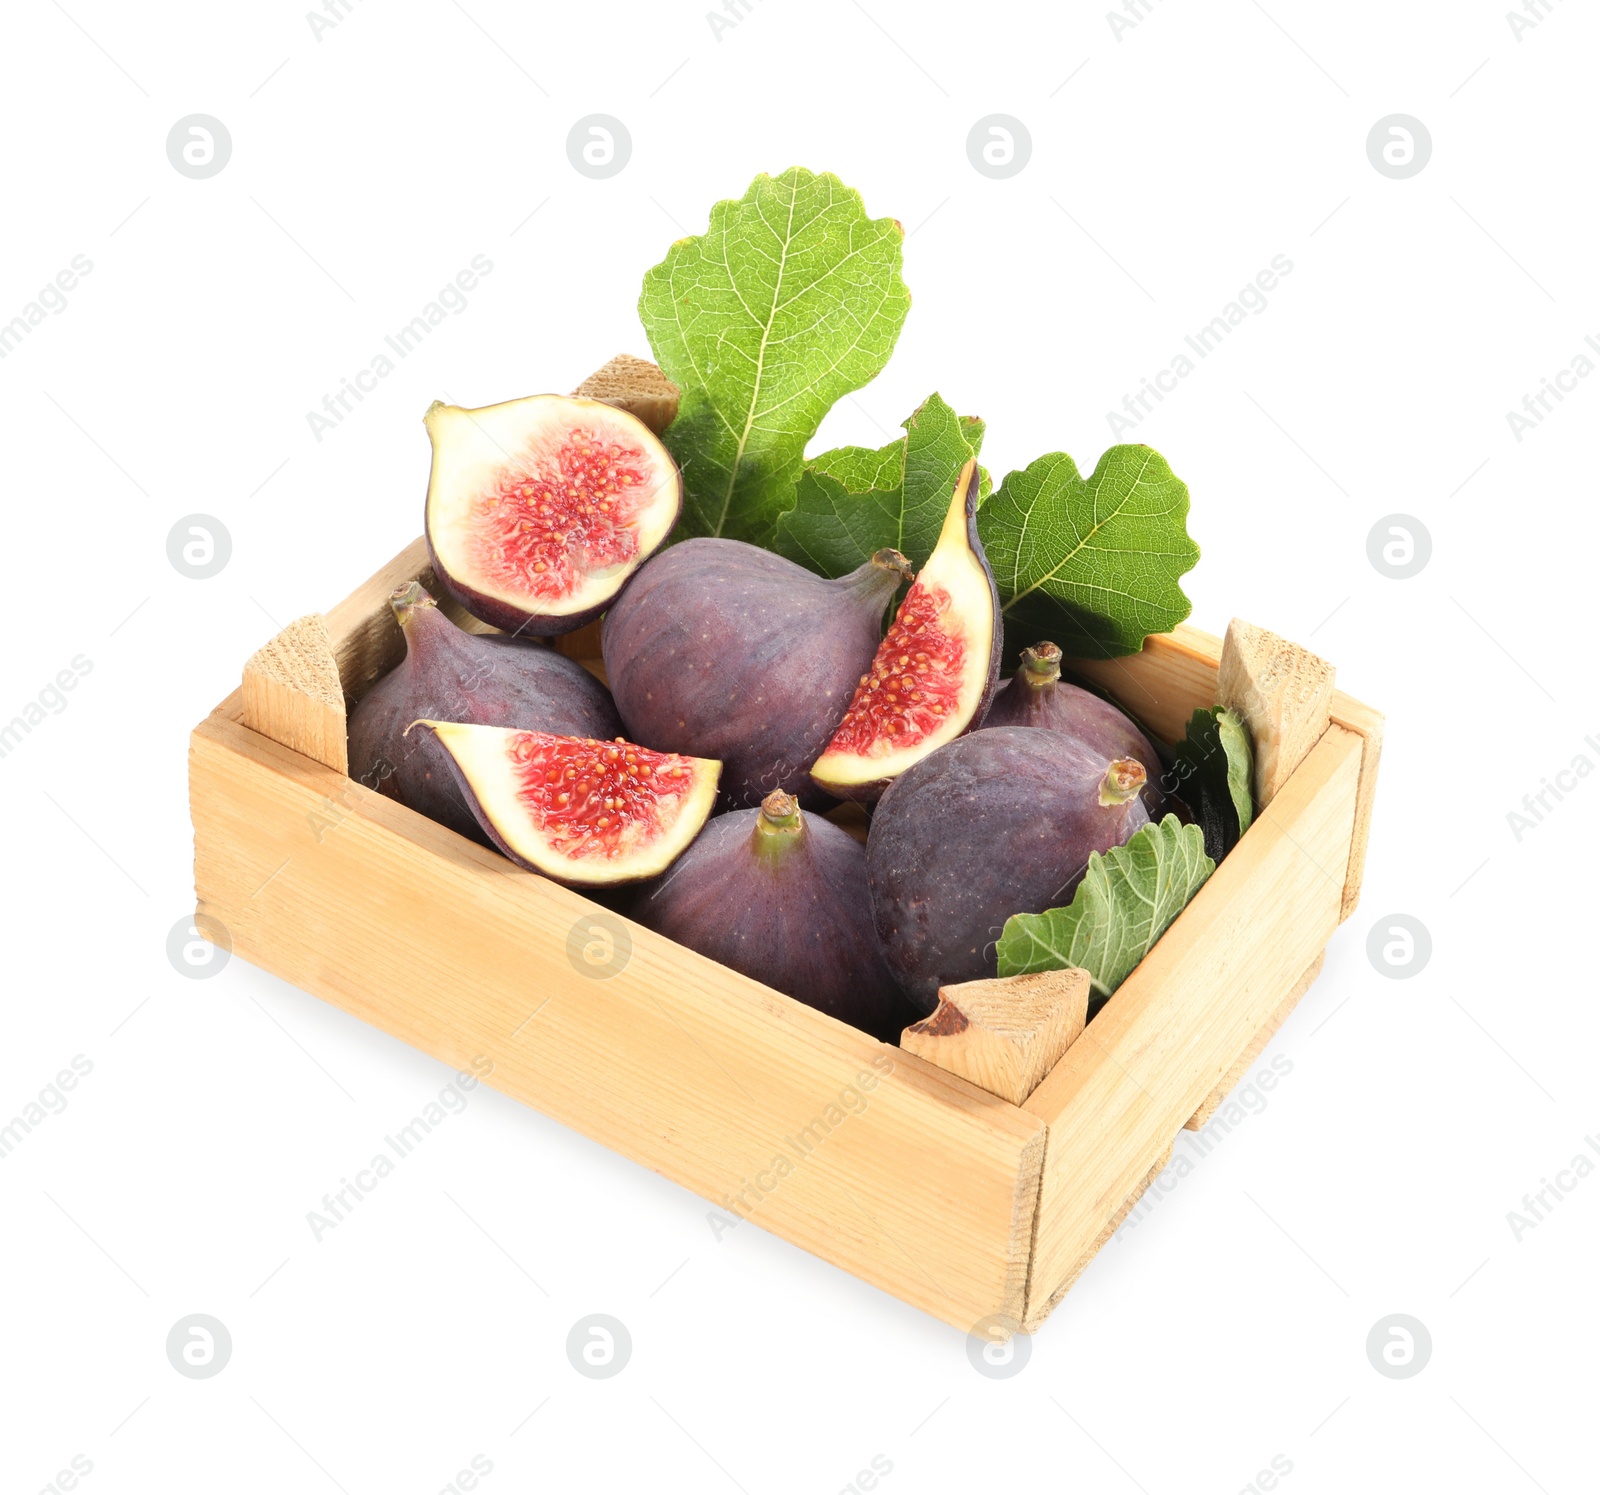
[413,722,720,886]
[810,459,1001,802]
[424,393,681,635]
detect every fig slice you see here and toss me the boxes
[809,459,1001,802]
[424,393,681,636]
[411,722,719,886]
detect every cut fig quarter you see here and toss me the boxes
[410,721,719,886]
[424,393,682,636]
[809,458,1001,802]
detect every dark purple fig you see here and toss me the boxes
[866,726,1151,1010]
[424,393,681,636]
[983,641,1164,815]
[347,580,623,842]
[601,540,912,810]
[811,459,1002,803]
[409,722,720,886]
[629,791,914,1040]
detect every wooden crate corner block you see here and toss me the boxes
[194,364,1386,1334]
[241,614,347,775]
[901,968,1090,1107]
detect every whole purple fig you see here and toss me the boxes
[602,539,911,809]
[630,790,914,1041]
[347,580,623,842]
[866,726,1151,1009]
[983,642,1164,814]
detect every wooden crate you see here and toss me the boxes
[189,383,1382,1335]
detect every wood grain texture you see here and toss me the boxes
[570,353,680,435]
[241,614,347,775]
[1020,724,1362,1324]
[189,712,1045,1331]
[902,968,1090,1105]
[1217,618,1337,809]
[1022,1145,1172,1332]
[1185,951,1325,1131]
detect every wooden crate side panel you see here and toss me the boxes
[1021,725,1362,1322]
[1022,1145,1172,1333]
[190,715,1044,1331]
[1185,951,1324,1131]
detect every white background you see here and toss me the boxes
[2,1,1596,1491]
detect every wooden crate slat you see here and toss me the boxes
[1185,951,1325,1132]
[190,714,1046,1331]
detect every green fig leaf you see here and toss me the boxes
[775,392,991,576]
[638,167,912,549]
[978,446,1200,659]
[1170,706,1255,861]
[996,815,1214,998]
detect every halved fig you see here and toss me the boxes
[424,393,681,636]
[410,722,719,886]
[809,459,1001,802]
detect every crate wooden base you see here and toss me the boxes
[191,389,1381,1332]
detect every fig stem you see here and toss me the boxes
[1019,641,1063,687]
[1098,757,1147,807]
[870,548,914,584]
[391,579,437,628]
[753,790,804,858]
